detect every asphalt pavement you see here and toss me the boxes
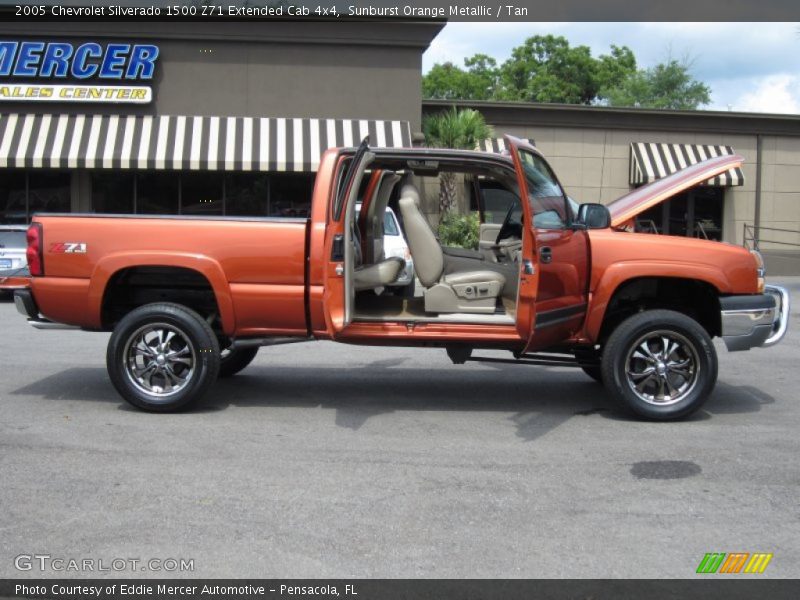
[1,279,799,578]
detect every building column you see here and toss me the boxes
[71,170,92,213]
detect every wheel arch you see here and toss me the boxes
[90,253,234,334]
[586,271,722,344]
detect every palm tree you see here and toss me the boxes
[423,108,493,217]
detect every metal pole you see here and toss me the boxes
[754,133,763,243]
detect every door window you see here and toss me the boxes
[517,150,568,229]
[477,180,518,224]
[383,210,399,236]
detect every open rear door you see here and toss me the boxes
[322,138,374,335]
[503,135,541,343]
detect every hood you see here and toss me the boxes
[608,154,744,227]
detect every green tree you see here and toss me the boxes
[423,62,473,100]
[463,54,500,98]
[422,36,638,105]
[498,35,601,103]
[422,108,493,216]
[601,59,711,110]
[596,45,637,92]
[422,55,499,100]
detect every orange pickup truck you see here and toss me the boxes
[14,136,789,419]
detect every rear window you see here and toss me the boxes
[481,185,518,224]
[0,231,25,247]
[383,211,399,235]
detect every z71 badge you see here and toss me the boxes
[50,242,87,253]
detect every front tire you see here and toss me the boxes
[106,303,220,412]
[601,309,718,420]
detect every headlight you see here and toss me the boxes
[750,249,765,292]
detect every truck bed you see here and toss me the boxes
[30,214,309,336]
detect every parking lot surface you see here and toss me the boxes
[1,280,799,578]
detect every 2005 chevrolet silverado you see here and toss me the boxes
[14,136,789,419]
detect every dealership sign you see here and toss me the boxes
[0,41,159,104]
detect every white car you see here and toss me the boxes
[0,224,27,275]
[356,204,415,295]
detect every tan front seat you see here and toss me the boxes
[398,186,505,314]
[354,258,405,291]
[364,172,400,263]
[351,220,404,291]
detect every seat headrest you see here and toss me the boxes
[399,182,422,208]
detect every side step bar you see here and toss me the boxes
[230,336,314,349]
[467,354,586,368]
[448,345,599,369]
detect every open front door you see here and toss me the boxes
[503,136,540,343]
[322,138,374,336]
[505,135,590,352]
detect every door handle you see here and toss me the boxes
[539,246,552,264]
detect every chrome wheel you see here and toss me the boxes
[123,323,196,398]
[624,330,700,406]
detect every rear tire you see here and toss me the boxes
[218,346,259,378]
[106,303,220,412]
[601,309,717,420]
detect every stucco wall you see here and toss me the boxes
[0,20,442,129]
[488,123,768,247]
[759,136,800,247]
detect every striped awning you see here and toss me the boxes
[477,137,535,153]
[0,113,412,172]
[630,142,744,187]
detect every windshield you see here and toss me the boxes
[0,231,26,248]
[383,211,399,236]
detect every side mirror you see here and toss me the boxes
[576,203,611,229]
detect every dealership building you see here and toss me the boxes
[1,17,799,273]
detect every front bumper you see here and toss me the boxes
[720,285,790,351]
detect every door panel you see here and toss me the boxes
[504,136,590,352]
[503,137,539,341]
[529,227,589,349]
[322,139,373,335]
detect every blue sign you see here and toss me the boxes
[0,42,159,80]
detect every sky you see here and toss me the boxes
[422,23,800,114]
